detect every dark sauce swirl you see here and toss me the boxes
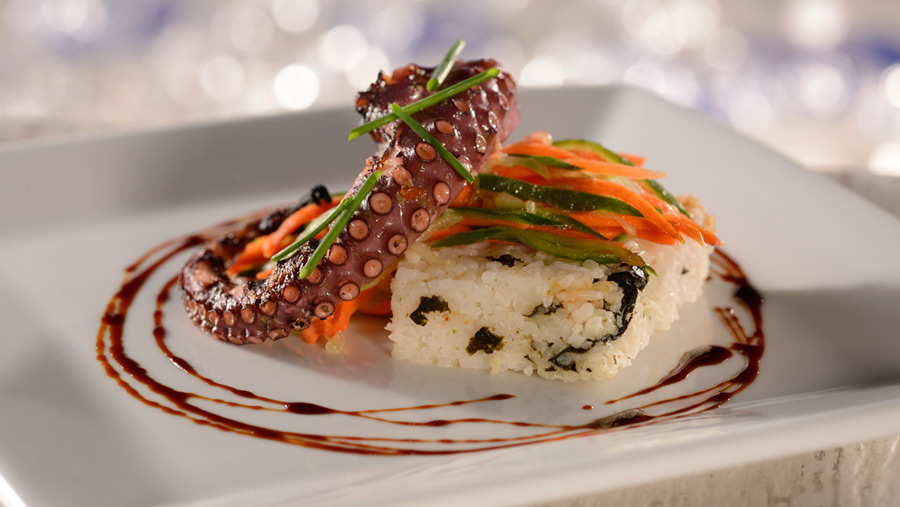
[97,216,764,455]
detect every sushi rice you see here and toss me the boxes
[387,197,714,382]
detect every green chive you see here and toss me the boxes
[390,103,473,183]
[427,39,465,92]
[348,68,500,141]
[297,171,383,280]
[270,200,348,263]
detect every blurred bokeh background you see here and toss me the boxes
[2,0,900,177]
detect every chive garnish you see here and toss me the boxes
[297,170,384,280]
[389,103,473,183]
[348,68,500,141]
[427,39,465,92]
[270,200,348,263]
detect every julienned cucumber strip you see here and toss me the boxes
[449,207,611,241]
[552,139,690,216]
[475,173,642,216]
[447,207,561,226]
[430,226,645,267]
[641,179,689,216]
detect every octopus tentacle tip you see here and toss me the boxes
[181,58,519,344]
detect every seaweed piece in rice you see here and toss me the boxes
[603,265,649,342]
[409,295,450,326]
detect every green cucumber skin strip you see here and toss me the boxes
[448,207,561,227]
[553,139,690,216]
[348,68,500,141]
[431,226,628,265]
[476,173,642,216]
[427,39,465,92]
[450,207,611,242]
[641,179,689,216]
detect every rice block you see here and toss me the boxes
[386,199,715,382]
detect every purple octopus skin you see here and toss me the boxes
[180,58,520,344]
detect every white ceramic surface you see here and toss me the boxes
[2,87,900,507]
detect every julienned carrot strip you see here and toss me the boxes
[677,217,720,245]
[564,158,665,180]
[502,141,663,180]
[549,177,680,238]
[262,199,339,258]
[569,211,657,232]
[255,268,273,280]
[674,222,704,245]
[301,319,327,343]
[627,229,682,245]
[642,193,721,245]
[450,184,474,207]
[358,299,391,316]
[324,292,369,338]
[300,287,378,343]
[425,223,471,243]
[502,143,586,162]
[620,153,645,166]
[226,239,267,277]
[519,131,553,145]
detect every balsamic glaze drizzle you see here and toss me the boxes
[97,217,765,455]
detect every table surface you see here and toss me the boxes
[2,124,899,506]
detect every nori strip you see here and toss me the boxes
[409,296,450,326]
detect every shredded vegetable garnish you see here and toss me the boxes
[390,103,474,182]
[424,131,721,268]
[427,39,465,92]
[347,68,500,141]
[552,138,688,216]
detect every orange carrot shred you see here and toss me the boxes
[502,140,664,179]
[300,287,378,343]
[502,143,582,161]
[620,153,645,166]
[262,199,339,258]
[548,177,680,238]
[226,239,267,277]
[564,158,665,180]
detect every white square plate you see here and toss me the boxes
[2,86,900,507]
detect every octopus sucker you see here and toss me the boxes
[180,58,520,344]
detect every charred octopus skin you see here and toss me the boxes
[180,59,520,344]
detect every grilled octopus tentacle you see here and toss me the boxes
[181,59,520,344]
